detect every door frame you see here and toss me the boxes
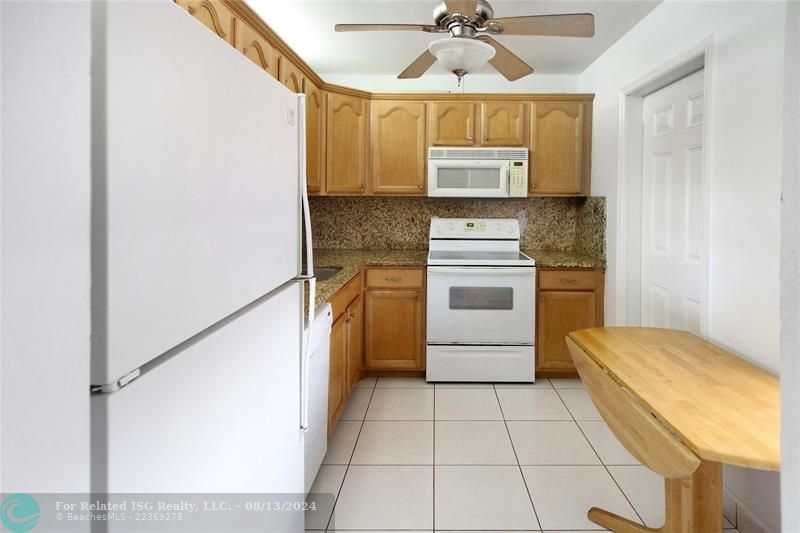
[615,36,713,336]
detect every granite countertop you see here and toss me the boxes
[310,248,604,307]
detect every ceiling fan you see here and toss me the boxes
[335,0,594,83]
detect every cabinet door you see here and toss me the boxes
[328,315,347,430]
[279,58,304,93]
[176,0,236,45]
[536,290,597,371]
[347,295,363,390]
[371,101,427,195]
[431,101,476,146]
[326,93,368,194]
[305,82,325,194]
[530,101,589,195]
[481,102,526,146]
[364,289,424,369]
[238,19,277,77]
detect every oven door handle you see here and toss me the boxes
[427,266,535,275]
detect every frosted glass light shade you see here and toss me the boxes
[428,37,496,75]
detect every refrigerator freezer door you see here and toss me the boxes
[93,283,303,496]
[95,0,301,384]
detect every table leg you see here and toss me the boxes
[588,461,723,533]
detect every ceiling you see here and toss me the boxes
[251,0,662,78]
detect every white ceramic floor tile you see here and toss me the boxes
[375,376,433,388]
[434,381,494,388]
[323,420,361,465]
[435,466,540,530]
[333,465,433,530]
[435,421,517,465]
[494,378,553,389]
[608,465,663,528]
[353,376,377,389]
[558,388,603,420]
[305,465,346,531]
[435,389,503,420]
[522,465,639,530]
[508,421,601,465]
[497,388,573,420]
[550,377,585,389]
[365,388,434,420]
[339,389,372,421]
[578,420,639,465]
[351,421,433,465]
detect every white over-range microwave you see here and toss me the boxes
[427,147,529,198]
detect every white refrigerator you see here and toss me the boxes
[89,0,314,524]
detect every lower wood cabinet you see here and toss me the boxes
[327,313,348,430]
[328,273,363,432]
[536,268,604,377]
[363,268,425,370]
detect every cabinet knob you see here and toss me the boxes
[384,276,402,282]
[560,278,578,285]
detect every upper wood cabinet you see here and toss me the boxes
[431,101,477,146]
[481,102,526,146]
[371,101,427,195]
[305,81,325,194]
[326,93,368,194]
[176,0,236,45]
[278,58,303,93]
[238,19,277,77]
[529,100,592,195]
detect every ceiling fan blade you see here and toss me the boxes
[477,36,534,81]
[486,13,595,37]
[397,49,437,79]
[444,0,477,18]
[335,23,440,33]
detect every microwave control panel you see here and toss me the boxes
[509,161,528,197]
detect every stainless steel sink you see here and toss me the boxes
[315,267,342,282]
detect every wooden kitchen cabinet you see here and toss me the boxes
[536,268,604,377]
[371,101,427,195]
[238,18,278,76]
[278,58,304,93]
[480,102,527,146]
[326,93,369,194]
[305,81,325,194]
[364,268,425,370]
[328,313,347,430]
[430,101,477,146]
[346,294,364,390]
[328,273,363,432]
[529,100,592,195]
[176,0,236,45]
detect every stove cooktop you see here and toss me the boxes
[427,250,535,267]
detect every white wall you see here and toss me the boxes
[323,73,581,93]
[781,1,800,531]
[579,1,786,530]
[0,1,91,492]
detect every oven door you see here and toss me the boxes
[427,266,535,345]
[427,159,509,197]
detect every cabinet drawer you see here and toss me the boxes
[330,273,362,321]
[539,270,598,291]
[366,268,423,289]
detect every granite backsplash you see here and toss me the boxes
[310,196,606,261]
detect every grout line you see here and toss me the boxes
[552,386,647,528]
[492,383,543,531]
[324,381,377,532]
[432,381,436,531]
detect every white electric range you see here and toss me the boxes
[426,218,536,382]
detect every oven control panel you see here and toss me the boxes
[430,218,520,239]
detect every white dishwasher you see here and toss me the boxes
[304,303,332,494]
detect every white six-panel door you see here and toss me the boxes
[641,69,706,334]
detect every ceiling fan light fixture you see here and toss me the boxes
[428,37,495,78]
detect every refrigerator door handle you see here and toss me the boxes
[297,94,314,432]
